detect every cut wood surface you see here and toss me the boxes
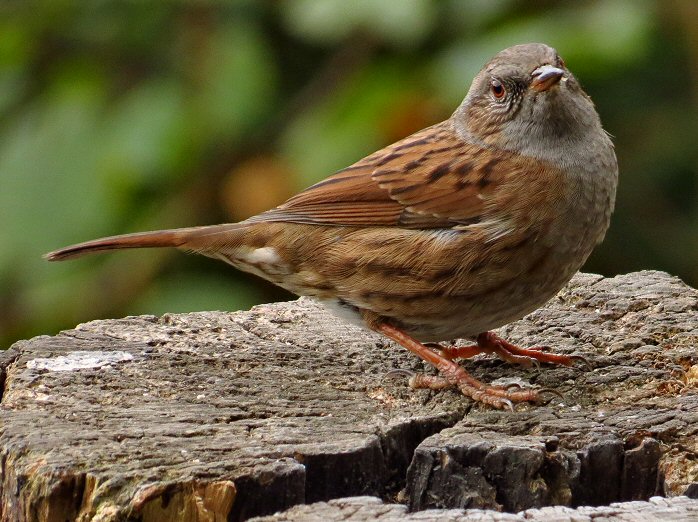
[251,495,698,521]
[1,271,698,521]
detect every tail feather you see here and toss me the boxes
[44,224,243,261]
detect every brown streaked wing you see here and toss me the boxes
[249,121,508,229]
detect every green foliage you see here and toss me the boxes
[1,1,696,348]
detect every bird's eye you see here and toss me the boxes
[490,79,506,100]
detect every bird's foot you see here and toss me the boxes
[371,319,552,410]
[384,368,557,410]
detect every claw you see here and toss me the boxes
[569,354,593,371]
[383,368,416,381]
[536,387,565,402]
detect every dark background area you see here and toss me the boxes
[1,1,697,349]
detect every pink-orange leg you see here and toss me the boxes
[435,331,587,368]
[371,321,544,410]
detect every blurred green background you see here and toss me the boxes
[2,0,697,349]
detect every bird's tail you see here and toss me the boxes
[44,224,244,261]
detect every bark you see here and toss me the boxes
[1,271,697,521]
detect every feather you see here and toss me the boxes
[247,120,553,234]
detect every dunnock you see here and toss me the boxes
[46,43,618,409]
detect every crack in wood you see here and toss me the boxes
[1,271,698,520]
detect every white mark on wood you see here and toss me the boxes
[26,351,134,372]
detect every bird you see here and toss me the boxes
[45,43,618,409]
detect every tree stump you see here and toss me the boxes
[250,495,698,521]
[1,271,698,521]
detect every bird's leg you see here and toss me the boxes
[437,331,586,368]
[365,314,542,410]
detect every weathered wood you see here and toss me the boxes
[1,271,697,521]
[250,495,698,521]
[404,271,698,512]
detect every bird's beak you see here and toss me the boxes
[530,65,565,92]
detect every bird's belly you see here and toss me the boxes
[314,270,568,343]
[328,228,595,342]
[226,220,606,343]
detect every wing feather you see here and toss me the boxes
[248,121,542,230]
